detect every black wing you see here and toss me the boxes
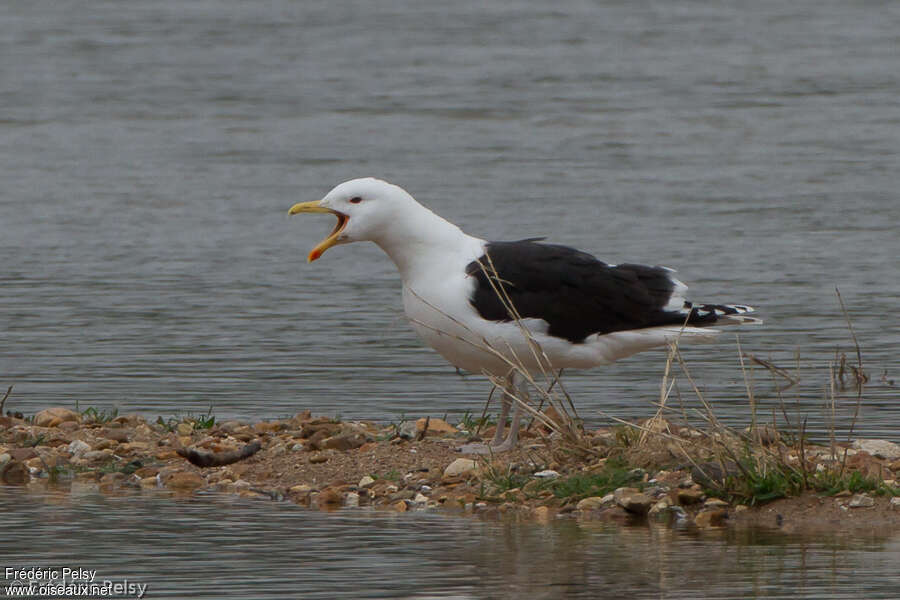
[466,240,720,344]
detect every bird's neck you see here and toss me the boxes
[374,205,482,283]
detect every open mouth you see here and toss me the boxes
[306,209,350,262]
[288,200,350,262]
[307,210,348,262]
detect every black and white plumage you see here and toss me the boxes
[289,178,760,451]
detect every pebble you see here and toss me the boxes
[358,475,376,488]
[67,439,91,458]
[890,497,900,511]
[309,454,329,464]
[576,495,612,511]
[398,421,418,440]
[443,458,478,479]
[704,498,731,509]
[648,498,671,518]
[534,469,560,479]
[848,494,874,508]
[677,488,705,505]
[413,492,429,504]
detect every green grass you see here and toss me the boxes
[80,406,119,424]
[707,454,898,506]
[155,406,216,432]
[457,410,496,431]
[546,461,645,501]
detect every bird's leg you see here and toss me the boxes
[490,377,514,447]
[457,376,517,455]
[490,373,527,452]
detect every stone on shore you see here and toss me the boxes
[576,495,613,511]
[443,458,478,480]
[416,418,458,435]
[695,509,729,528]
[852,439,900,460]
[164,471,205,491]
[848,493,874,508]
[67,439,91,458]
[1,460,31,485]
[34,407,81,428]
[616,492,654,515]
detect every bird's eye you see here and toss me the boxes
[349,196,363,204]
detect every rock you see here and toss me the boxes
[648,499,671,518]
[67,439,91,458]
[397,421,418,440]
[300,421,342,439]
[848,493,874,508]
[358,475,376,488]
[613,487,640,502]
[81,450,112,462]
[616,492,654,515]
[890,497,900,511]
[308,453,329,464]
[33,407,80,428]
[92,438,117,451]
[100,428,130,443]
[345,492,360,507]
[443,458,478,480]
[164,471,205,491]
[532,506,552,521]
[100,472,125,485]
[321,432,369,451]
[416,417,458,435]
[289,484,313,496]
[413,492,429,504]
[0,453,10,466]
[390,499,409,512]
[704,498,731,509]
[677,488,705,505]
[576,496,612,510]
[852,439,900,460]
[10,447,38,461]
[1,460,31,485]
[317,487,343,508]
[534,469,560,479]
[695,509,729,528]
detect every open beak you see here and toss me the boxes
[288,200,349,262]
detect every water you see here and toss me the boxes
[1,486,899,600]
[1,1,899,597]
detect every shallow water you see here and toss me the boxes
[1,486,899,600]
[2,0,899,438]
[1,1,899,597]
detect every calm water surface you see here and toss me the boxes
[1,1,899,597]
[1,486,899,600]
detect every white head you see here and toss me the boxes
[288,178,423,262]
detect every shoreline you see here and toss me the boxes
[2,406,898,535]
